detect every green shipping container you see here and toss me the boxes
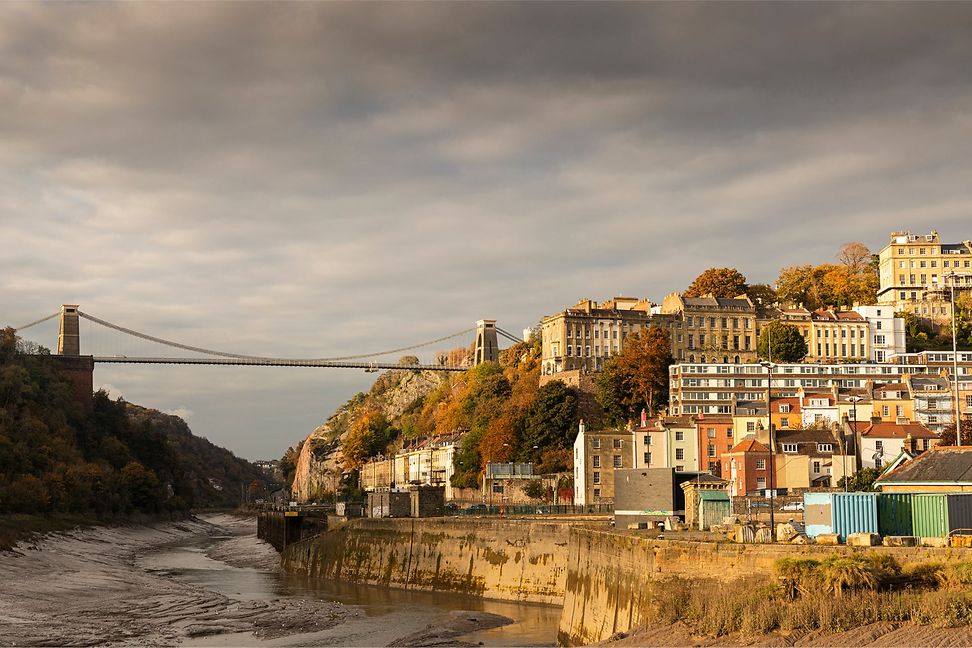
[911,494,949,538]
[878,493,914,537]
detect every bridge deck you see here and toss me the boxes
[93,356,465,371]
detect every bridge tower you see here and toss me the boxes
[474,319,498,365]
[58,304,81,356]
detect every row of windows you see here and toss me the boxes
[896,258,972,269]
[684,316,754,330]
[591,455,624,468]
[566,344,619,357]
[590,438,624,450]
[685,334,752,351]
[815,343,863,358]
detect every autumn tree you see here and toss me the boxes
[757,321,808,362]
[685,268,748,298]
[938,418,972,446]
[596,326,674,425]
[746,283,778,307]
[341,408,394,469]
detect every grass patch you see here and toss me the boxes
[645,554,972,639]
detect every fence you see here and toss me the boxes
[454,503,613,516]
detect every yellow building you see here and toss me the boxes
[660,293,758,364]
[870,382,914,423]
[807,310,870,362]
[877,230,972,322]
[540,297,653,375]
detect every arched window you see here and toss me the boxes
[734,355,740,364]
[689,355,695,363]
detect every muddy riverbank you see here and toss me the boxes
[0,513,553,647]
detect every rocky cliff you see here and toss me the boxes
[292,369,448,502]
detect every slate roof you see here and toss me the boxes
[774,427,838,445]
[877,446,972,484]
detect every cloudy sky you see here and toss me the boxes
[3,3,972,460]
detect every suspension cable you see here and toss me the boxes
[13,311,60,332]
[77,311,475,362]
[496,327,523,343]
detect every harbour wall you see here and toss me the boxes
[280,519,972,646]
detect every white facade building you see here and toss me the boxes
[855,306,907,363]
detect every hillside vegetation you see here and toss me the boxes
[0,327,264,519]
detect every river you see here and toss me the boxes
[0,512,560,647]
[144,517,561,646]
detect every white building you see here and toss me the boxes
[859,422,938,470]
[855,305,907,363]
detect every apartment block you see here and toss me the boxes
[573,421,636,505]
[660,293,758,364]
[540,297,653,375]
[855,305,907,362]
[877,230,972,321]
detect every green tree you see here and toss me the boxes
[520,380,578,452]
[837,467,881,492]
[758,321,808,362]
[685,267,748,298]
[938,418,972,447]
[398,355,420,366]
[120,461,162,511]
[596,326,673,425]
[522,480,546,501]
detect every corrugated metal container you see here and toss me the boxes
[833,493,879,541]
[878,493,914,537]
[946,494,972,535]
[912,494,948,538]
[804,492,834,538]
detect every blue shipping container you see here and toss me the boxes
[833,493,879,541]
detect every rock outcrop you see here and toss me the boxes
[292,369,448,502]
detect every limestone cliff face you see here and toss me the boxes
[292,369,447,502]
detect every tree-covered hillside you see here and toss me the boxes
[0,327,264,515]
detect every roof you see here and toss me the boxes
[698,489,730,501]
[862,422,938,439]
[775,427,838,445]
[877,446,972,485]
[729,438,770,453]
[811,309,865,322]
[682,296,755,309]
[770,397,801,413]
[803,395,835,406]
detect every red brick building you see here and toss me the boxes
[695,415,734,475]
[722,438,771,497]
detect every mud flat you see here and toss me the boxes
[0,513,350,646]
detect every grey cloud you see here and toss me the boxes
[3,2,972,458]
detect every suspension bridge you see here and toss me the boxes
[13,305,524,373]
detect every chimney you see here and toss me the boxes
[578,419,585,436]
[641,408,648,428]
[870,415,882,425]
[905,433,915,454]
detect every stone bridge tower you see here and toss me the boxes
[58,304,81,356]
[474,319,498,365]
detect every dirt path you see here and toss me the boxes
[0,514,349,647]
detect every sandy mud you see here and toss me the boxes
[0,513,521,648]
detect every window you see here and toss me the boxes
[755,458,766,470]
[707,427,716,438]
[593,488,600,498]
[727,428,733,438]
[896,405,904,417]
[675,465,684,472]
[882,405,890,417]
[708,444,716,458]
[782,443,798,453]
[675,430,684,441]
[876,321,882,330]
[613,438,623,449]
[643,434,650,445]
[644,452,651,465]
[747,421,756,432]
[813,461,821,473]
[756,477,767,489]
[675,448,684,460]
[817,444,833,453]
[592,456,600,468]
[781,417,790,428]
[779,404,791,413]
[592,439,601,449]
[875,440,883,451]
[613,455,622,468]
[593,472,601,484]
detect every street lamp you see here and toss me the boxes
[845,396,863,492]
[760,360,776,537]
